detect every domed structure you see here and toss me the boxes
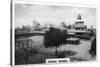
[74,14,87,30]
[77,14,82,20]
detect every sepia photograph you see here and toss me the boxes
[11,0,97,66]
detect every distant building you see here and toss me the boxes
[22,25,32,33]
[67,14,93,40]
[73,14,87,30]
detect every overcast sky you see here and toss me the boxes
[15,3,96,28]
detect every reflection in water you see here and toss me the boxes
[15,36,95,65]
[28,36,94,60]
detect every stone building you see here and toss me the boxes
[74,14,87,30]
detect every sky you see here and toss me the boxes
[15,3,96,28]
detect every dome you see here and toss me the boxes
[77,14,82,20]
[76,14,84,23]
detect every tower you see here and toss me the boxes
[77,14,82,20]
[74,14,86,30]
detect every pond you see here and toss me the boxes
[15,36,95,65]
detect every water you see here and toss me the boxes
[28,36,94,60]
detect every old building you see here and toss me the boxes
[74,14,87,30]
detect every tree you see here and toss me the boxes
[44,27,68,57]
[60,22,67,28]
[22,25,32,33]
[89,37,96,57]
[67,25,71,29]
[33,20,40,28]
